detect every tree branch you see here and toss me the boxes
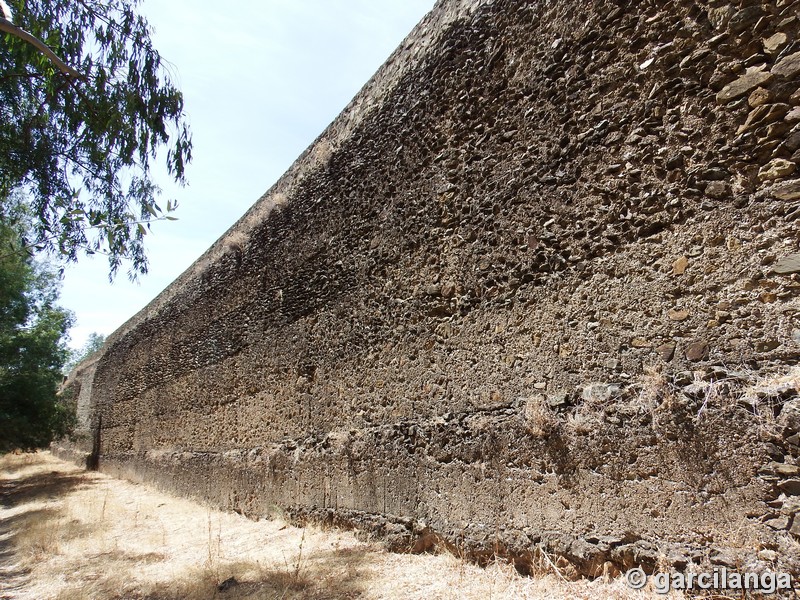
[0,215,174,262]
[0,17,82,79]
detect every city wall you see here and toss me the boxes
[57,0,800,576]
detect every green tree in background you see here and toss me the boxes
[0,205,74,452]
[0,0,192,279]
[62,331,105,375]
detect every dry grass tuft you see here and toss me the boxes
[522,395,557,438]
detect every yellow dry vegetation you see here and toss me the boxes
[0,452,684,600]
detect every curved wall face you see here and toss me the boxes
[67,0,800,576]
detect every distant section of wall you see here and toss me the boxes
[58,0,800,577]
[55,351,101,467]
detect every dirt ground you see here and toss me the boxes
[0,452,682,600]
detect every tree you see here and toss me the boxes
[0,0,192,279]
[62,331,105,374]
[0,205,74,452]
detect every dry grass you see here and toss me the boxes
[0,452,685,600]
[634,363,800,434]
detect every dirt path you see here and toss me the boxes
[0,452,670,599]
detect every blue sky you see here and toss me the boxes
[60,0,435,349]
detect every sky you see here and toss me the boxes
[59,0,436,350]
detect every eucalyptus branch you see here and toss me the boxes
[0,214,176,261]
[0,16,83,78]
[72,0,152,48]
[2,0,192,278]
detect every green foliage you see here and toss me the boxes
[0,0,192,279]
[0,208,75,452]
[62,331,105,374]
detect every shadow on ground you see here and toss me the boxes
[0,456,97,599]
[75,546,375,600]
[0,467,95,508]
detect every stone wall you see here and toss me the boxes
[57,0,800,577]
